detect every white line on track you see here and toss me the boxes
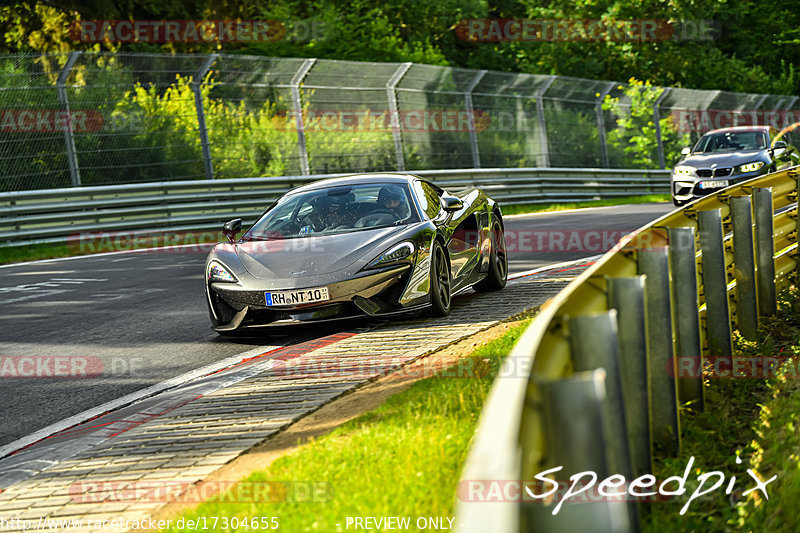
[0,343,285,460]
[508,254,602,281]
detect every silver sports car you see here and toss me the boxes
[204,173,507,332]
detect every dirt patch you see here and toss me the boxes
[146,308,537,526]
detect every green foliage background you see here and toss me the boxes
[3,0,797,95]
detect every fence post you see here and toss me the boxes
[192,54,218,181]
[668,227,704,410]
[290,58,317,176]
[386,62,412,172]
[653,87,671,170]
[638,248,680,456]
[697,209,733,356]
[607,276,652,478]
[464,70,487,169]
[57,51,83,187]
[535,76,556,167]
[753,187,777,316]
[596,82,615,168]
[731,195,759,339]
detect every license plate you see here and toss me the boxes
[265,287,330,306]
[699,180,729,189]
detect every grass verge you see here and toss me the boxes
[0,243,74,265]
[163,316,534,532]
[501,194,670,215]
[644,286,800,532]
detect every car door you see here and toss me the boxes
[413,180,481,289]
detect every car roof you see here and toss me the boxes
[286,173,419,195]
[705,125,772,135]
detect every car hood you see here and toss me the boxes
[679,150,768,168]
[235,226,406,279]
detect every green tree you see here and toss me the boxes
[602,78,690,169]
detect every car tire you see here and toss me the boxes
[429,239,451,317]
[474,220,508,292]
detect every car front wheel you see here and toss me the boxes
[429,240,451,316]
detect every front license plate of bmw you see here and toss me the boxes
[699,180,729,189]
[265,287,330,306]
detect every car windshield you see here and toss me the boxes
[244,183,419,239]
[693,131,767,153]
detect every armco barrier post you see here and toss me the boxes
[753,187,777,317]
[667,227,704,410]
[731,195,759,339]
[607,276,652,478]
[697,209,733,357]
[568,311,632,480]
[638,248,680,456]
[522,370,632,533]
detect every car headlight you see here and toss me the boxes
[207,261,238,283]
[673,165,695,176]
[739,161,765,173]
[366,242,416,269]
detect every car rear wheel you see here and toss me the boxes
[474,220,507,292]
[429,240,451,316]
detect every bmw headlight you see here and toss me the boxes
[673,165,695,176]
[207,261,238,283]
[367,242,416,269]
[739,161,765,173]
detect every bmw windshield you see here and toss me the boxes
[244,183,420,239]
[693,131,767,153]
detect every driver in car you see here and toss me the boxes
[377,185,408,220]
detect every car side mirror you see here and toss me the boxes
[681,147,692,156]
[440,195,463,212]
[222,218,242,243]
[772,140,788,150]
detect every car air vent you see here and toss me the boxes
[696,169,713,178]
[714,167,732,177]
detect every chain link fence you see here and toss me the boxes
[1,51,797,192]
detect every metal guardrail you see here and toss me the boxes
[0,167,668,247]
[456,166,799,532]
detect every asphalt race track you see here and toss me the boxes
[0,202,673,449]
